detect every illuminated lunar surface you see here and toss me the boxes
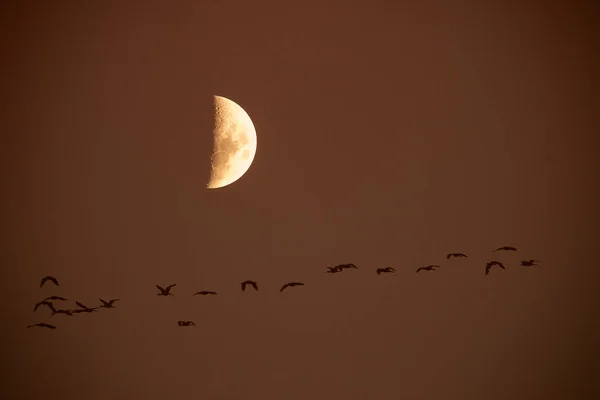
[207,95,257,189]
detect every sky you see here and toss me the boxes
[1,1,599,399]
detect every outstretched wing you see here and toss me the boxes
[156,285,165,293]
[75,301,88,309]
[165,284,177,292]
[251,282,259,291]
[241,282,247,291]
[280,284,289,292]
[416,267,424,273]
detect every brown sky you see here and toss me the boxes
[1,1,599,399]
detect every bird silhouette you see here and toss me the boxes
[51,309,73,317]
[376,267,396,275]
[75,301,98,312]
[99,298,120,308]
[193,291,217,296]
[416,265,440,273]
[40,276,59,287]
[446,253,468,259]
[494,246,517,252]
[34,300,56,313]
[337,263,358,270]
[177,321,196,327]
[44,296,68,302]
[280,282,304,292]
[27,323,57,329]
[485,261,505,275]
[156,284,177,296]
[521,260,540,267]
[241,280,258,291]
[326,266,341,274]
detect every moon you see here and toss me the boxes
[207,95,257,189]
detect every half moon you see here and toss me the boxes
[207,95,257,189]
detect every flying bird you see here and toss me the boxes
[27,323,57,329]
[193,291,217,296]
[337,263,358,270]
[485,261,505,275]
[446,253,468,259]
[40,276,59,287]
[416,265,440,273]
[177,321,196,327]
[494,246,517,252]
[156,284,177,296]
[44,296,68,301]
[75,301,98,312]
[376,267,396,275]
[521,260,540,267]
[280,282,304,292]
[33,300,56,313]
[51,309,73,317]
[99,298,120,308]
[241,280,258,291]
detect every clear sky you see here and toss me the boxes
[1,1,599,399]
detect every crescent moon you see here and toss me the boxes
[207,95,257,189]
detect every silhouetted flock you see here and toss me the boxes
[27,246,540,330]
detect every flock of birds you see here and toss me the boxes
[26,245,540,330]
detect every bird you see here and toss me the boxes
[376,267,396,275]
[521,260,540,267]
[27,323,57,329]
[280,282,304,292]
[485,261,505,275]
[51,309,73,317]
[40,276,59,287]
[337,263,358,270]
[494,246,517,252]
[326,266,341,274]
[33,300,56,313]
[416,265,440,273]
[241,280,258,291]
[75,301,98,312]
[446,253,468,259]
[99,298,120,308]
[44,296,68,301]
[156,284,176,296]
[177,321,196,327]
[193,291,217,296]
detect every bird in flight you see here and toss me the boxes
[40,276,59,287]
[376,267,396,275]
[99,298,120,308]
[75,301,98,313]
[156,284,177,296]
[494,246,517,252]
[241,280,258,291]
[27,323,57,329]
[177,321,196,327]
[193,291,217,296]
[34,300,56,313]
[51,309,73,317]
[485,261,505,275]
[337,263,358,271]
[326,266,341,274]
[416,265,440,273]
[44,296,68,302]
[521,259,540,267]
[446,253,468,259]
[280,282,304,292]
